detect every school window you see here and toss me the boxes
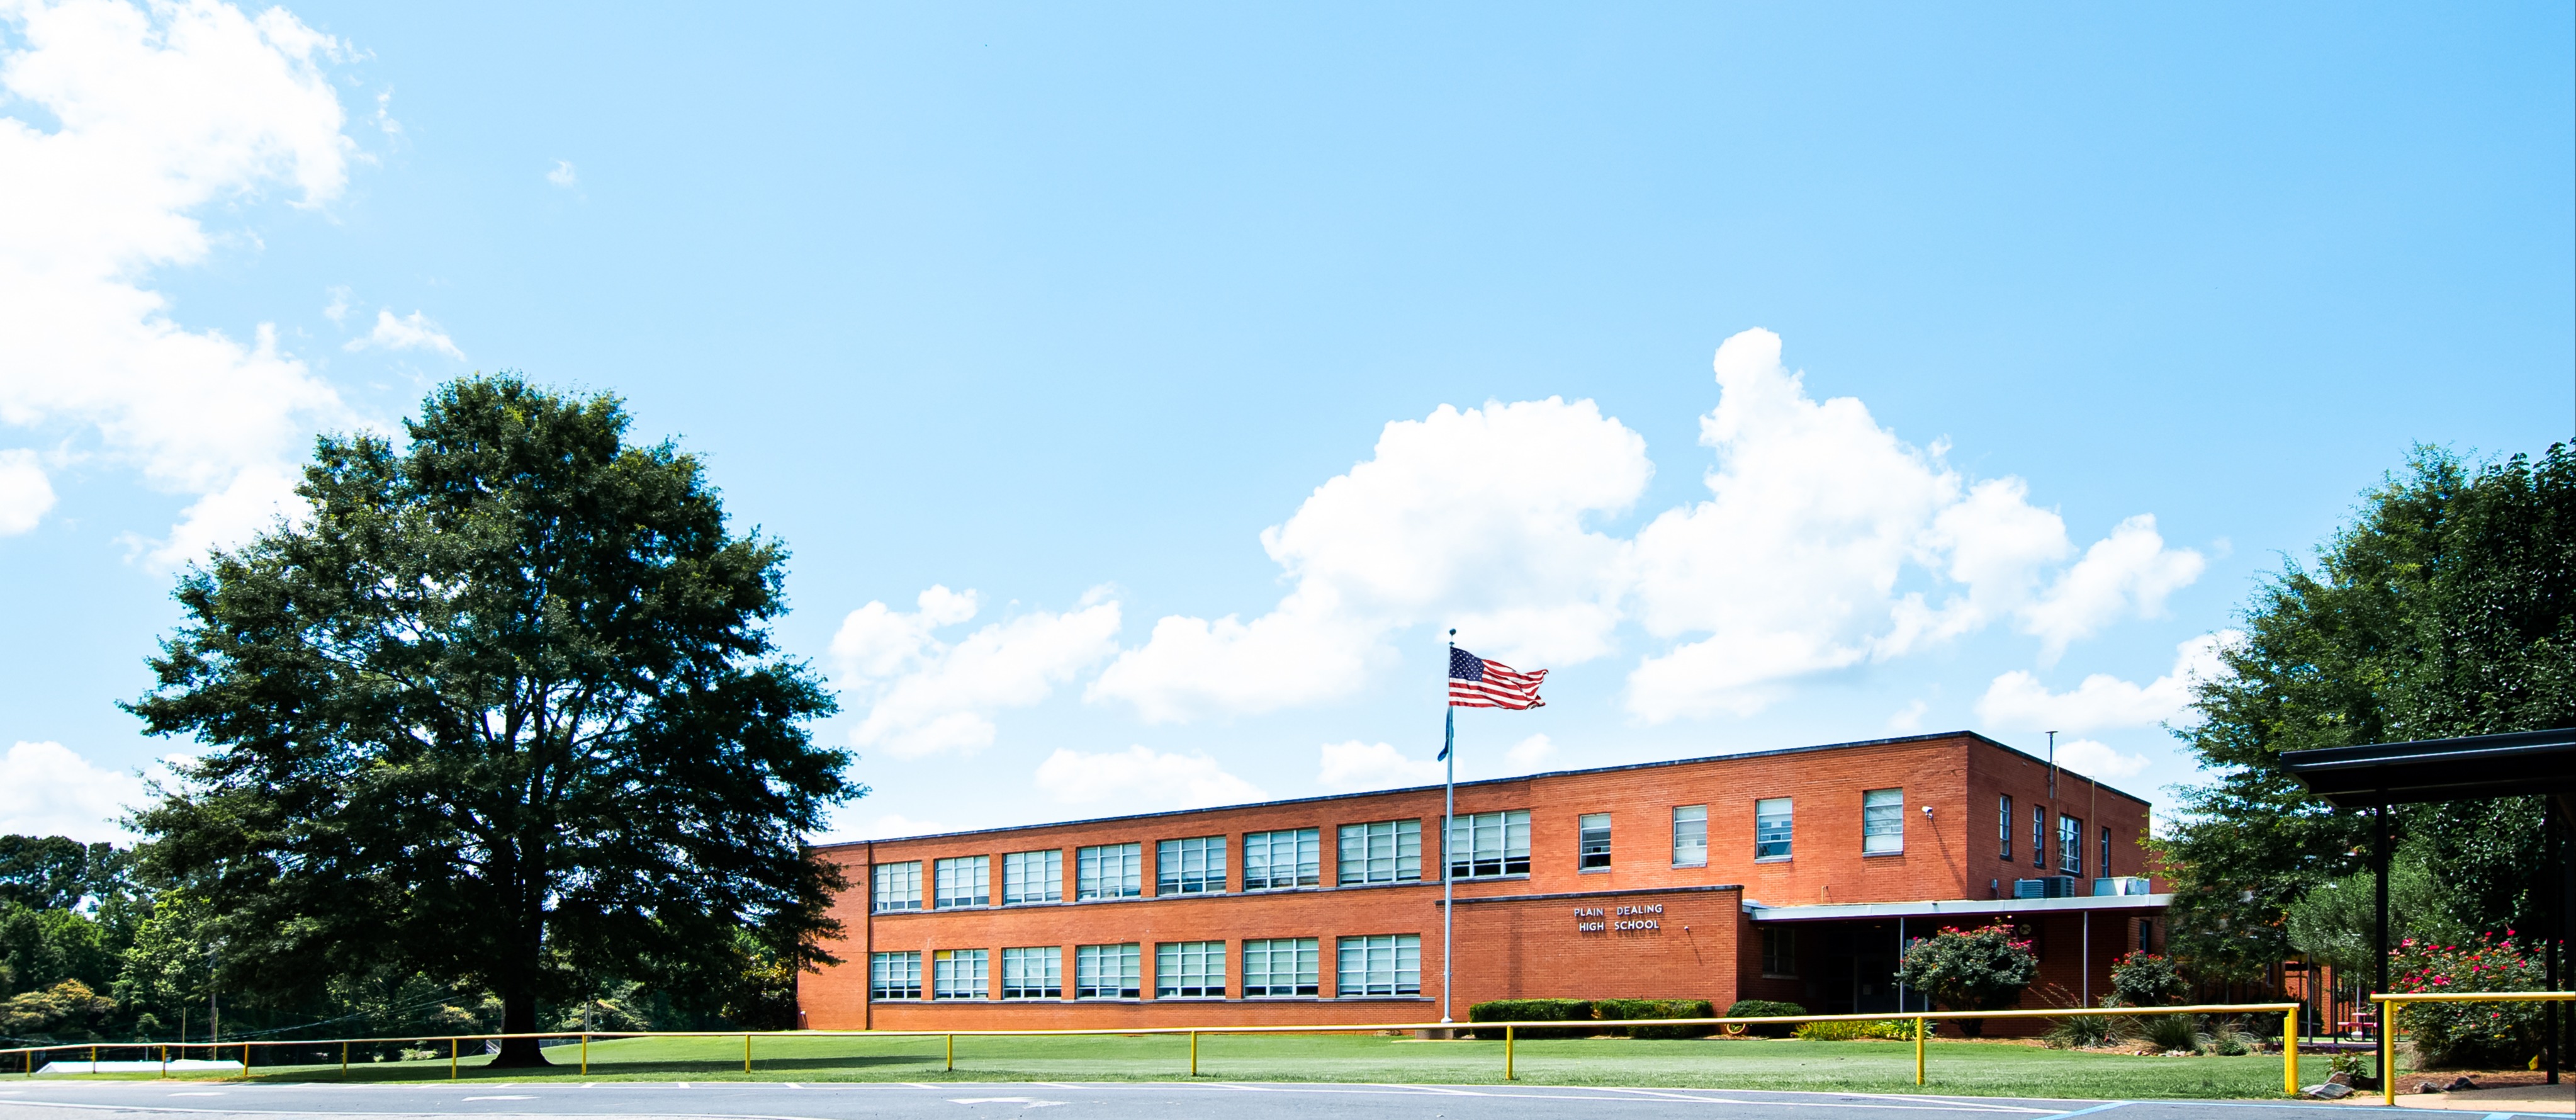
[2100,825,2112,877]
[1244,828,1321,890]
[1578,813,1612,871]
[2032,806,2046,867]
[1074,942,1141,999]
[1336,934,1421,997]
[1157,836,1227,896]
[869,951,921,1000]
[1754,798,1792,860]
[872,861,921,912]
[933,856,989,908]
[1337,820,1422,885]
[1998,795,2013,861]
[1862,788,1904,855]
[1076,843,1144,900]
[1156,941,1226,998]
[931,948,987,1000]
[1447,810,1532,880]
[1243,937,1320,997]
[1003,849,1062,905]
[1000,946,1060,1000]
[1760,927,1797,978]
[1671,805,1708,868]
[2058,814,2083,876]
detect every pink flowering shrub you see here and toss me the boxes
[2388,932,2556,1068]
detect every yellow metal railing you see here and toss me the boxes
[2369,990,2576,1106]
[0,1002,2309,1093]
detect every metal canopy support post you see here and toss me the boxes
[1896,917,1906,1012]
[2550,795,2563,1086]
[2081,911,2091,1008]
[2374,793,2390,1002]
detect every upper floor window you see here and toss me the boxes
[2032,805,2045,867]
[1671,805,1708,868]
[2058,814,2083,876]
[1862,788,1904,855]
[1003,849,1062,905]
[1448,810,1531,880]
[1754,798,1792,860]
[1157,836,1227,895]
[1076,843,1143,900]
[1244,828,1320,890]
[1998,795,2013,861]
[1577,813,1612,871]
[934,855,989,908]
[1338,820,1421,885]
[2100,825,2112,877]
[872,861,922,912]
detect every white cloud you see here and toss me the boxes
[1093,396,1651,721]
[1317,740,1442,792]
[0,741,143,841]
[1033,745,1264,811]
[1976,631,2237,733]
[344,307,462,359]
[0,448,55,534]
[322,285,349,323]
[2018,515,2206,661]
[0,0,358,553]
[2052,737,2150,780]
[1502,732,1558,769]
[1886,699,1928,733]
[833,586,1121,758]
[546,159,576,188]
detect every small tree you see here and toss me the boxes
[2108,950,2187,1006]
[1897,924,2037,1036]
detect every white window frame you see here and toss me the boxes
[1157,836,1227,896]
[1999,794,2014,862]
[1074,942,1141,999]
[1003,849,1062,905]
[2033,805,2046,868]
[1076,843,1143,900]
[2100,825,2112,878]
[1242,937,1320,997]
[1671,805,1707,868]
[1155,941,1226,998]
[934,855,989,908]
[1446,810,1531,880]
[931,948,987,1000]
[869,950,921,1000]
[2058,813,2083,876]
[1577,813,1611,871]
[1754,798,1792,861]
[872,861,922,912]
[1862,788,1904,855]
[1244,828,1321,891]
[1001,946,1061,1000]
[1337,820,1421,885]
[1335,934,1420,997]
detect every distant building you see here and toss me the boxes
[799,731,2168,1032]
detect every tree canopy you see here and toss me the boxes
[2156,444,2572,981]
[128,375,858,1064]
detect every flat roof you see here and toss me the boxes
[1746,894,2173,923]
[815,728,2152,849]
[2280,727,2576,808]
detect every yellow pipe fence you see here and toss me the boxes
[0,1002,2324,1093]
[2370,990,2576,1106]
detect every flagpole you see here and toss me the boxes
[1442,630,1456,1026]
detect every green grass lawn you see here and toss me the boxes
[38,1034,2315,1099]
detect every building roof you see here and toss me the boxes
[814,728,2153,849]
[1745,894,2174,923]
[2278,727,2576,809]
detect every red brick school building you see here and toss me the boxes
[799,732,2169,1031]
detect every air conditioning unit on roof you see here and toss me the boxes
[2013,876,2079,898]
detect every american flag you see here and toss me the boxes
[1449,647,1546,710]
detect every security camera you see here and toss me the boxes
[1920,805,1933,817]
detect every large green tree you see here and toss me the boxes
[128,375,858,1065]
[2157,445,2573,981]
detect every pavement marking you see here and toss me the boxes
[2047,1106,2130,1117]
[460,1095,536,1100]
[949,1097,1069,1108]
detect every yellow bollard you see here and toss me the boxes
[1505,1024,1515,1081]
[342,1041,349,1078]
[1914,1016,1926,1085]
[1189,1031,1198,1077]
[451,1038,458,1080]
[945,1034,955,1073]
[744,1034,751,1075]
[240,1044,249,1080]
[2281,1017,2297,1097]
[2380,1000,2395,1107]
[160,1046,167,1078]
[581,1034,588,1076]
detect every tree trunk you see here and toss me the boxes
[488,986,551,1068]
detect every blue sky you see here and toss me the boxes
[0,1,2568,843]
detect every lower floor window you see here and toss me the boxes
[1760,927,1796,978]
[1243,937,1319,997]
[1075,942,1141,999]
[1156,940,1226,998]
[870,951,921,1000]
[1336,934,1420,997]
[1001,946,1060,1000]
[932,948,987,1000]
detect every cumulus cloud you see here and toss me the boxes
[0,0,359,555]
[1502,732,1558,769]
[1033,745,1263,810]
[831,585,1121,757]
[1976,631,2237,733]
[2018,516,2206,661]
[2053,737,2151,780]
[1886,699,1928,733]
[0,448,55,534]
[344,307,462,359]
[0,741,143,841]
[1317,740,1442,791]
[546,159,576,188]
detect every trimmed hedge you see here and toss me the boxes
[1466,998,1594,1039]
[1722,999,1808,1038]
[1597,998,1716,1039]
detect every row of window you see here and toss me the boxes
[1995,796,2113,876]
[868,935,1422,1001]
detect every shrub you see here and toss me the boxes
[1595,998,1716,1039]
[1466,998,1594,1039]
[1723,999,1808,1038]
[2135,1010,2203,1053]
[1794,1018,1915,1041]
[1895,923,2038,1037]
[2390,932,2557,1068]
[2110,951,2188,1007]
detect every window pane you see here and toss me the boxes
[872,861,922,912]
[932,948,987,1000]
[1761,927,1797,978]
[870,951,921,1000]
[1003,849,1062,905]
[1671,805,1707,868]
[1156,836,1227,895]
[1074,942,1141,999]
[1446,810,1531,880]
[1862,788,1904,854]
[934,856,989,908]
[1155,941,1226,998]
[1577,813,1611,870]
[2058,814,2083,875]
[1245,829,1321,890]
[2100,825,2112,878]
[1077,844,1143,900]
[1001,946,1061,1000]
[1998,795,2013,861]
[1335,934,1421,997]
[1754,798,1792,859]
[1337,820,1421,885]
[2032,806,2045,867]
[1244,937,1320,996]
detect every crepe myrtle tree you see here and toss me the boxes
[1896,923,2039,1036]
[128,375,860,1066]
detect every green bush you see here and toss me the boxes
[2392,932,2560,1068]
[1466,998,1594,1039]
[2109,951,2188,1007]
[1794,1018,1915,1041]
[1894,923,2038,1037]
[1595,998,1716,1039]
[1723,999,1808,1038]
